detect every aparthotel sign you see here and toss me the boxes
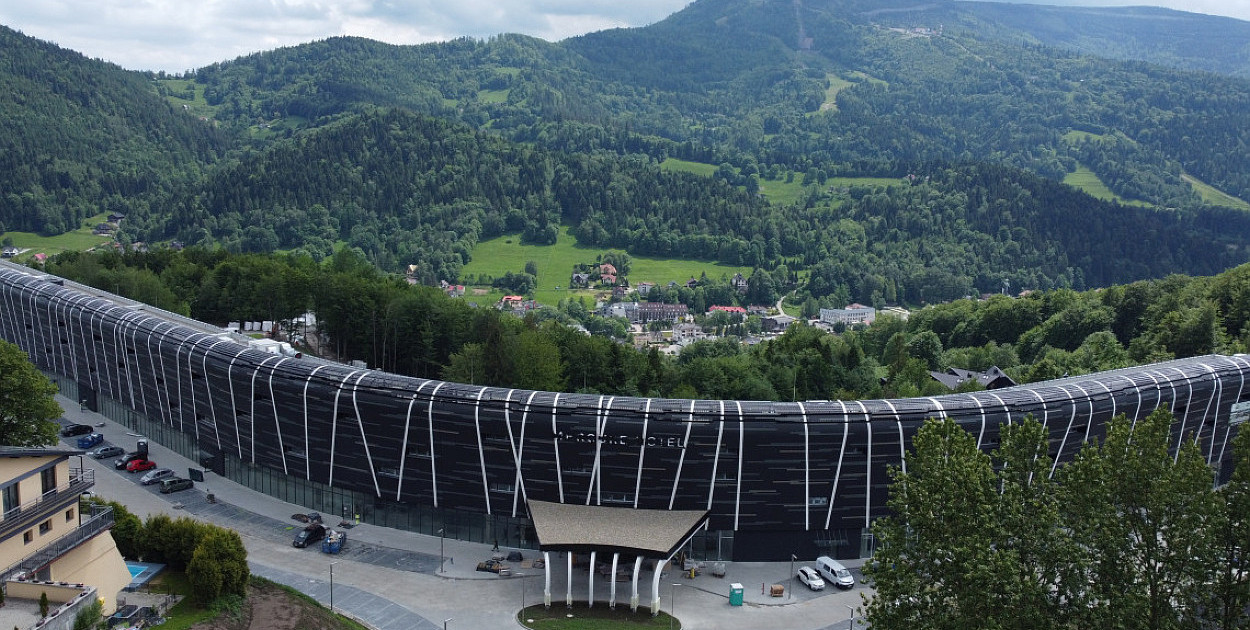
[555,430,686,449]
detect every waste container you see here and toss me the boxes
[729,583,744,606]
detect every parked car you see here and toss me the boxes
[140,468,175,485]
[89,445,124,459]
[76,433,104,448]
[126,459,156,473]
[114,453,145,469]
[60,423,93,437]
[815,556,855,589]
[159,477,194,494]
[797,566,825,591]
[293,523,326,548]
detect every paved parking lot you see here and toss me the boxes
[59,395,872,630]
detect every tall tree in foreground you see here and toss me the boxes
[863,417,1005,630]
[0,339,62,446]
[1059,408,1223,630]
[1198,428,1250,629]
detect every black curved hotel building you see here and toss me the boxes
[2,262,1247,563]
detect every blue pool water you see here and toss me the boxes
[124,561,165,590]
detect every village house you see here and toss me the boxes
[731,273,748,294]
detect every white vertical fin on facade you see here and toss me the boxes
[734,400,744,531]
[302,365,330,480]
[347,371,382,497]
[707,401,725,511]
[825,402,850,530]
[550,393,565,504]
[199,339,227,451]
[226,346,249,458]
[328,369,364,487]
[1050,385,1079,478]
[1192,361,1219,462]
[396,380,430,501]
[634,398,652,509]
[669,399,696,510]
[511,390,538,517]
[473,386,492,513]
[269,357,291,476]
[856,400,871,529]
[880,399,902,475]
[798,402,810,530]
[1138,370,1163,433]
[249,355,281,463]
[1215,356,1248,470]
[428,381,446,507]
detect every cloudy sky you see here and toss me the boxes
[0,0,1246,74]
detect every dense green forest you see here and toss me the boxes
[41,247,1250,402]
[4,0,1250,306]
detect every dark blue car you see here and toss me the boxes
[76,432,104,448]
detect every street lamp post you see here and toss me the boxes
[846,604,855,629]
[669,583,680,630]
[438,528,445,573]
[329,562,337,612]
[789,554,796,601]
[443,618,452,630]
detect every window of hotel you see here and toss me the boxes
[1,484,18,515]
[40,467,57,495]
[65,508,75,522]
[24,530,33,544]
[39,519,52,535]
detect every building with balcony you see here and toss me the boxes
[1,447,130,614]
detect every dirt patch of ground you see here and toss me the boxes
[190,580,358,630]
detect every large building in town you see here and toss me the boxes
[1,262,1246,563]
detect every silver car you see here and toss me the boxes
[140,468,175,485]
[89,445,125,459]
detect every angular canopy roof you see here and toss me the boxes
[527,500,709,559]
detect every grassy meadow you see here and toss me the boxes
[1182,173,1250,210]
[1062,164,1150,207]
[2,212,115,260]
[462,226,753,306]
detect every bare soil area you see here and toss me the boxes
[190,580,360,630]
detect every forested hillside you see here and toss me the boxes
[3,0,1250,305]
[0,26,229,235]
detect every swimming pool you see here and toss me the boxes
[124,561,165,590]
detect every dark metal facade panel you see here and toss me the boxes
[1,265,1247,561]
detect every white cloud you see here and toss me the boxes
[0,0,1245,73]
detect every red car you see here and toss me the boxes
[126,459,156,473]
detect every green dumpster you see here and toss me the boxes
[729,583,744,606]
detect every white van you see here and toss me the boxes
[815,556,855,589]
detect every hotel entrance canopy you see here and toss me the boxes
[528,500,709,559]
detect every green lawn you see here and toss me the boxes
[1182,172,1250,210]
[519,604,679,629]
[463,227,753,306]
[1063,164,1150,207]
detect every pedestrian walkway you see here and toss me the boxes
[59,394,873,630]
